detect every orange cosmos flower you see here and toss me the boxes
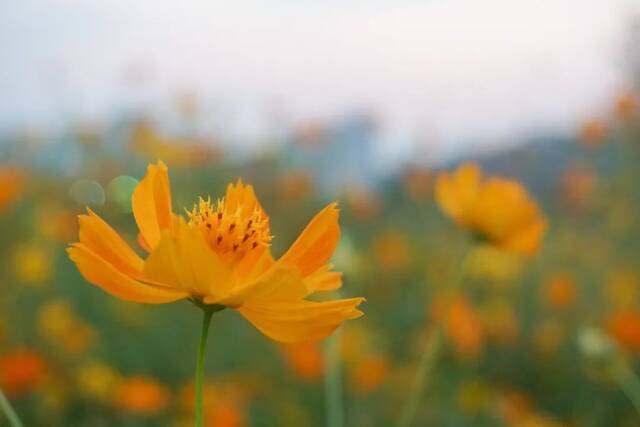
[431,293,485,361]
[561,161,597,211]
[615,91,637,120]
[350,354,388,393]
[435,163,546,256]
[180,381,248,427]
[68,161,364,343]
[276,171,315,201]
[402,166,431,202]
[114,376,169,414]
[446,296,485,361]
[372,230,411,272]
[344,188,381,222]
[280,342,324,381]
[0,349,47,397]
[541,272,578,310]
[606,309,640,353]
[0,167,25,213]
[578,118,607,148]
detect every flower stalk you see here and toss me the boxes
[0,387,23,427]
[396,327,442,427]
[612,357,640,417]
[396,245,472,427]
[194,305,221,427]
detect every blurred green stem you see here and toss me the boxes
[396,328,442,427]
[325,326,344,427]
[396,244,473,427]
[195,307,214,427]
[612,360,640,417]
[0,387,23,427]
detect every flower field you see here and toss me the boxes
[0,92,640,427]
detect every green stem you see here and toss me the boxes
[195,308,214,427]
[396,328,442,427]
[325,326,344,427]
[395,244,473,427]
[0,387,24,427]
[613,361,640,417]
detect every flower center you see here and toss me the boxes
[186,196,272,264]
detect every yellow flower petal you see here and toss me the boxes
[209,264,306,307]
[224,179,263,214]
[137,232,152,253]
[143,218,234,299]
[280,203,340,276]
[231,245,275,285]
[78,209,144,279]
[238,297,365,343]
[132,161,174,250]
[67,244,187,303]
[435,163,481,226]
[501,217,547,256]
[303,265,342,296]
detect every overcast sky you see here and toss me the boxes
[0,0,637,164]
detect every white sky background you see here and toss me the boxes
[0,0,637,165]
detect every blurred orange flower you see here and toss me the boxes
[433,294,485,361]
[561,162,597,211]
[402,166,431,202]
[541,272,578,310]
[615,91,637,120]
[435,163,546,255]
[578,118,607,148]
[0,349,46,397]
[606,309,640,353]
[38,206,79,242]
[114,376,169,415]
[276,171,315,201]
[447,296,485,361]
[372,230,411,272]
[280,341,324,382]
[497,390,532,425]
[180,381,247,427]
[344,188,381,221]
[350,354,388,393]
[0,167,25,213]
[207,405,246,427]
[513,414,564,427]
[68,161,363,343]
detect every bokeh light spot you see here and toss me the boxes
[69,179,105,207]
[107,176,139,213]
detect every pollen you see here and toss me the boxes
[186,196,272,263]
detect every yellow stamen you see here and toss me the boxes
[186,196,272,264]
